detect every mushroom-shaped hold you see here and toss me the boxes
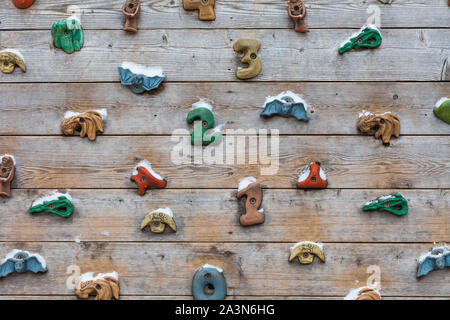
[140,207,177,234]
[289,241,325,264]
[0,49,26,74]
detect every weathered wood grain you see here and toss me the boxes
[0,136,448,189]
[0,0,449,30]
[0,29,448,82]
[0,243,447,296]
[1,189,448,243]
[0,82,449,135]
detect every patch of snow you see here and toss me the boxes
[1,154,16,166]
[297,165,310,183]
[1,249,47,269]
[339,25,382,49]
[319,167,327,181]
[290,241,324,254]
[79,271,119,283]
[149,207,174,218]
[364,194,396,206]
[201,264,223,273]
[192,99,213,111]
[344,286,381,300]
[359,110,394,118]
[120,62,164,78]
[238,176,257,192]
[418,244,449,264]
[263,91,308,110]
[75,235,81,243]
[258,208,264,213]
[435,97,449,109]
[63,108,108,120]
[31,190,72,207]
[132,160,163,181]
[101,231,110,237]
[0,49,25,63]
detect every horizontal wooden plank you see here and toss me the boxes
[1,136,448,189]
[0,243,447,296]
[0,82,449,135]
[0,0,449,30]
[0,29,448,82]
[1,189,448,243]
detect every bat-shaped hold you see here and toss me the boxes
[233,39,262,80]
[357,110,400,146]
[289,241,325,264]
[363,193,408,216]
[0,49,26,74]
[338,25,382,54]
[183,0,216,21]
[192,264,226,300]
[261,91,309,121]
[76,271,120,300]
[434,97,450,124]
[288,0,309,33]
[51,17,84,54]
[237,177,264,227]
[118,62,166,94]
[0,249,47,278]
[131,160,167,196]
[60,109,107,141]
[122,0,141,32]
[141,207,177,233]
[187,100,222,146]
[0,155,15,198]
[297,162,327,189]
[416,245,450,278]
[29,191,74,218]
[11,0,35,9]
[344,287,381,300]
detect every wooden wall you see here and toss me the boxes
[0,0,448,299]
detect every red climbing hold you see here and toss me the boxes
[130,160,166,196]
[296,162,328,189]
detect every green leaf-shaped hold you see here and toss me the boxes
[363,193,408,216]
[187,107,222,146]
[51,18,84,54]
[434,98,450,124]
[29,196,74,218]
[339,25,382,54]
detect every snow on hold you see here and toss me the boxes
[262,91,308,110]
[418,244,449,264]
[238,176,257,192]
[344,286,381,300]
[359,110,394,118]
[339,24,381,49]
[121,62,164,78]
[192,99,213,111]
[149,207,174,218]
[1,154,16,165]
[364,193,403,206]
[1,249,47,269]
[31,190,72,207]
[132,160,163,181]
[201,264,223,273]
[290,241,324,254]
[63,108,108,120]
[79,271,119,283]
[435,97,449,109]
[0,49,25,62]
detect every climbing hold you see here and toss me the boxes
[0,155,15,198]
[434,97,450,124]
[60,109,107,141]
[183,0,216,21]
[118,62,166,94]
[51,17,84,54]
[297,162,327,189]
[122,0,141,32]
[288,0,309,33]
[11,0,34,9]
[130,160,167,196]
[0,49,26,74]
[187,100,222,146]
[416,245,450,278]
[141,207,177,233]
[0,249,47,278]
[338,25,382,54]
[289,241,325,265]
[261,91,309,121]
[29,191,74,218]
[344,287,381,300]
[76,272,120,300]
[363,193,408,216]
[233,39,262,80]
[237,177,264,227]
[377,0,393,4]
[192,264,226,300]
[357,110,400,146]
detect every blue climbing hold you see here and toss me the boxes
[192,265,227,300]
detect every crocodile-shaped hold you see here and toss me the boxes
[233,39,262,80]
[288,0,309,33]
[12,0,35,9]
[338,25,382,54]
[289,241,325,265]
[29,191,74,218]
[237,177,264,227]
[51,17,84,54]
[122,0,141,32]
[357,110,400,146]
[363,193,408,216]
[0,155,15,198]
[0,50,26,74]
[183,0,215,21]
[141,207,177,234]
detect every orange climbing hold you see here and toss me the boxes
[130,160,166,196]
[296,162,328,189]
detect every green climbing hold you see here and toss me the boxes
[187,102,222,146]
[434,98,450,124]
[339,25,382,54]
[363,193,408,216]
[51,18,84,54]
[29,194,74,218]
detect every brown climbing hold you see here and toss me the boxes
[237,177,264,226]
[130,160,167,196]
[60,109,107,141]
[288,0,309,33]
[345,287,381,300]
[183,0,216,21]
[233,39,262,80]
[0,155,15,198]
[76,272,120,300]
[357,110,400,146]
[122,0,141,32]
[297,162,328,189]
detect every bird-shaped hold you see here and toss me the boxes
[417,246,450,278]
[0,250,47,278]
[141,207,177,233]
[289,241,325,264]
